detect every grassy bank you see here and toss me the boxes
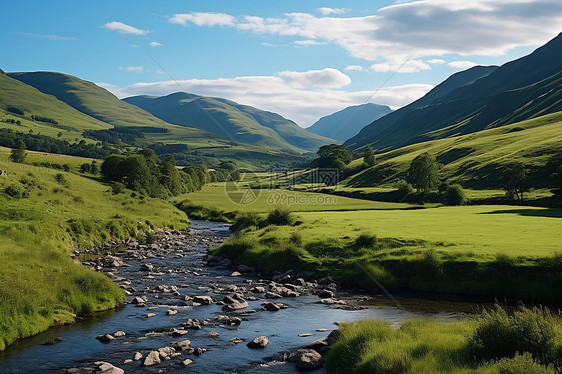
[0,157,189,350]
[211,205,562,302]
[327,306,562,373]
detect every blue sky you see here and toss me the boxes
[3,0,562,126]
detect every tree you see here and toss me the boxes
[80,162,91,173]
[9,139,26,163]
[362,145,375,167]
[316,144,352,174]
[90,160,98,174]
[443,184,467,205]
[406,153,441,192]
[501,163,526,201]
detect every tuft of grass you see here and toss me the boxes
[266,208,296,226]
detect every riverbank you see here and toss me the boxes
[210,207,562,304]
[0,220,476,373]
[0,159,189,351]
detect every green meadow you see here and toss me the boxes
[0,156,189,350]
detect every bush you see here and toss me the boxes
[354,233,377,249]
[494,352,556,374]
[469,306,557,364]
[3,184,26,198]
[54,173,68,187]
[443,184,466,205]
[266,208,295,226]
[111,182,125,195]
[395,180,414,197]
[231,212,262,231]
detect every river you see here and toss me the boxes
[0,220,488,373]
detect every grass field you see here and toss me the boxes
[0,156,189,350]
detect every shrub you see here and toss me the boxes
[354,233,377,249]
[469,306,557,364]
[443,184,467,205]
[494,352,556,374]
[54,173,68,187]
[395,180,414,197]
[111,182,125,195]
[289,232,303,246]
[3,184,26,198]
[231,212,262,231]
[266,208,295,226]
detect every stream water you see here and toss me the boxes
[0,220,489,373]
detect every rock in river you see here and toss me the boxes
[247,336,268,349]
[142,351,161,366]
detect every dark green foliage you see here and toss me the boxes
[266,208,295,226]
[3,184,26,198]
[54,173,68,187]
[315,144,353,175]
[438,182,449,194]
[80,162,91,173]
[395,180,415,198]
[362,145,376,167]
[111,182,125,195]
[231,212,262,231]
[551,158,562,200]
[443,184,467,205]
[6,106,24,115]
[406,153,441,192]
[495,353,557,374]
[9,139,26,163]
[502,163,527,201]
[31,115,58,125]
[0,128,114,159]
[469,306,557,365]
[354,233,378,249]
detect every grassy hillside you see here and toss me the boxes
[344,111,562,189]
[307,103,393,141]
[4,71,312,169]
[124,93,334,152]
[0,73,111,142]
[345,33,562,152]
[0,154,189,350]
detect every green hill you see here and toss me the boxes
[4,72,311,169]
[344,111,562,189]
[307,103,392,141]
[124,92,335,152]
[0,73,111,142]
[345,32,562,152]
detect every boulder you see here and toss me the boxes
[213,315,242,326]
[221,301,248,312]
[295,349,323,370]
[94,361,124,374]
[193,295,213,305]
[170,339,192,351]
[182,359,193,366]
[113,331,126,337]
[318,289,335,298]
[167,309,178,315]
[247,336,268,349]
[142,351,161,366]
[133,352,142,361]
[139,263,154,272]
[95,334,115,343]
[250,286,266,293]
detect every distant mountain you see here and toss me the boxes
[345,32,562,152]
[124,93,335,152]
[306,103,392,141]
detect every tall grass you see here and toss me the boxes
[0,158,189,350]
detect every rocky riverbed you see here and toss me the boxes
[0,220,469,374]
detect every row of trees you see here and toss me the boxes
[101,149,242,198]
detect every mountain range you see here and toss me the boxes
[123,93,334,153]
[345,32,562,152]
[306,103,392,141]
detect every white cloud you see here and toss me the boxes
[276,68,351,88]
[103,21,149,35]
[448,60,479,69]
[169,12,235,26]
[100,74,432,127]
[149,41,163,47]
[345,65,364,72]
[169,1,562,68]
[317,7,346,15]
[119,66,143,73]
[15,32,77,41]
[294,39,327,46]
[427,59,446,64]
[371,59,430,73]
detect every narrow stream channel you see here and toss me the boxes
[0,220,487,373]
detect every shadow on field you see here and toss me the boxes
[479,208,562,218]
